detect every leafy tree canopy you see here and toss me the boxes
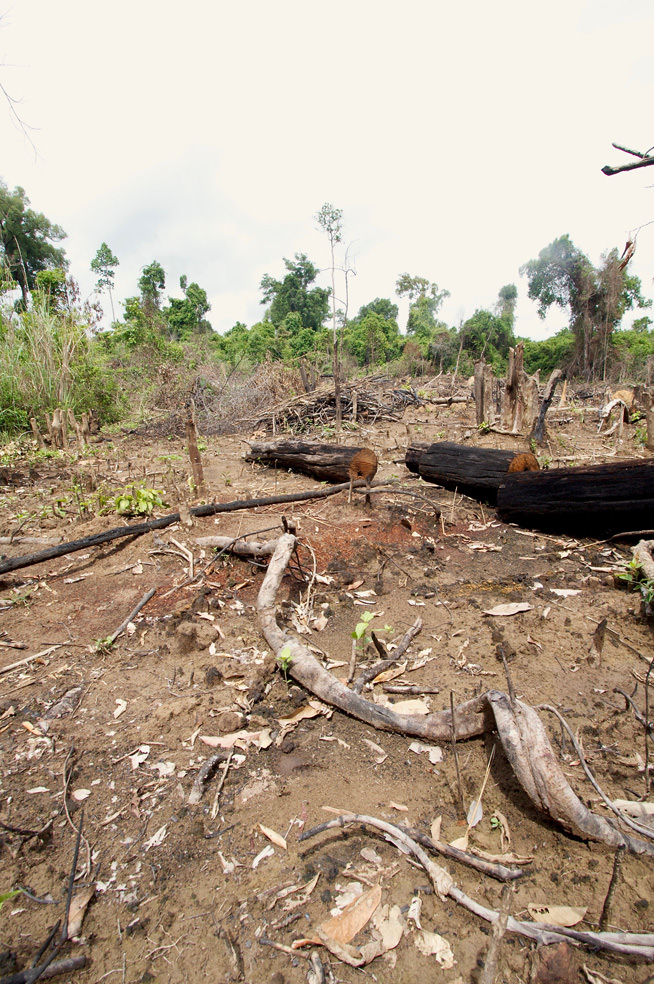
[91,243,119,292]
[350,297,399,325]
[344,311,402,367]
[520,234,650,378]
[395,273,449,337]
[0,180,67,307]
[260,253,329,331]
[139,260,166,310]
[165,276,212,340]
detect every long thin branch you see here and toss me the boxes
[0,482,357,576]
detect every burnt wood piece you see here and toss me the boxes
[497,459,654,535]
[408,441,517,502]
[246,440,372,483]
[405,443,430,474]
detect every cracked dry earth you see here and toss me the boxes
[0,400,653,984]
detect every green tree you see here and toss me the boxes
[350,297,399,325]
[395,273,450,348]
[520,234,649,379]
[458,308,515,371]
[0,181,67,307]
[91,242,119,322]
[345,311,402,366]
[139,260,166,313]
[260,253,329,330]
[496,283,517,325]
[165,276,212,340]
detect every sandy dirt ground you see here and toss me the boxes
[0,386,653,984]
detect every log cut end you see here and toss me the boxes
[507,452,540,473]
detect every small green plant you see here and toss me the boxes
[277,644,293,681]
[113,485,166,517]
[352,610,376,652]
[157,453,183,463]
[478,421,491,435]
[0,888,21,911]
[634,426,647,447]
[617,558,654,616]
[197,441,208,453]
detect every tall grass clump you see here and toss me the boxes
[0,289,124,436]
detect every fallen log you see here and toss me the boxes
[0,481,356,577]
[497,458,654,535]
[407,441,518,501]
[245,440,373,483]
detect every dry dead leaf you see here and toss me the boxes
[362,738,387,763]
[67,885,95,939]
[414,930,456,968]
[318,883,382,945]
[527,904,587,927]
[373,903,405,951]
[128,745,150,769]
[71,788,91,802]
[483,602,533,617]
[144,824,167,851]
[200,728,272,750]
[259,823,287,851]
[113,699,127,719]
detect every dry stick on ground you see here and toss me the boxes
[0,482,365,576]
[599,844,626,932]
[450,690,466,816]
[101,588,157,648]
[257,533,654,855]
[351,617,423,694]
[479,883,513,984]
[299,814,654,959]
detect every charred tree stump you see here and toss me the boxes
[30,417,45,449]
[501,343,539,434]
[185,417,205,492]
[246,440,376,483]
[497,459,654,535]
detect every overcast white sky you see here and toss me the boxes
[1,0,653,340]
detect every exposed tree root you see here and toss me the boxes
[257,533,654,856]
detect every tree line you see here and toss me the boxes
[1,180,653,433]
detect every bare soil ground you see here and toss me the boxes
[1,387,653,984]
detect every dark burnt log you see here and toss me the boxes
[405,443,430,474]
[497,459,654,535]
[408,441,517,502]
[245,440,370,483]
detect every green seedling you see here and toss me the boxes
[0,889,21,911]
[352,610,376,652]
[113,485,166,517]
[478,421,491,434]
[277,644,293,681]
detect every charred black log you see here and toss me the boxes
[497,459,654,535]
[245,440,372,483]
[407,441,517,502]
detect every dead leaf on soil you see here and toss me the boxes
[483,602,533,617]
[258,823,287,851]
[143,825,167,850]
[372,903,405,951]
[200,728,272,750]
[128,745,150,769]
[362,738,387,763]
[413,929,456,968]
[67,885,95,939]
[318,883,382,945]
[527,904,587,927]
[252,843,275,868]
